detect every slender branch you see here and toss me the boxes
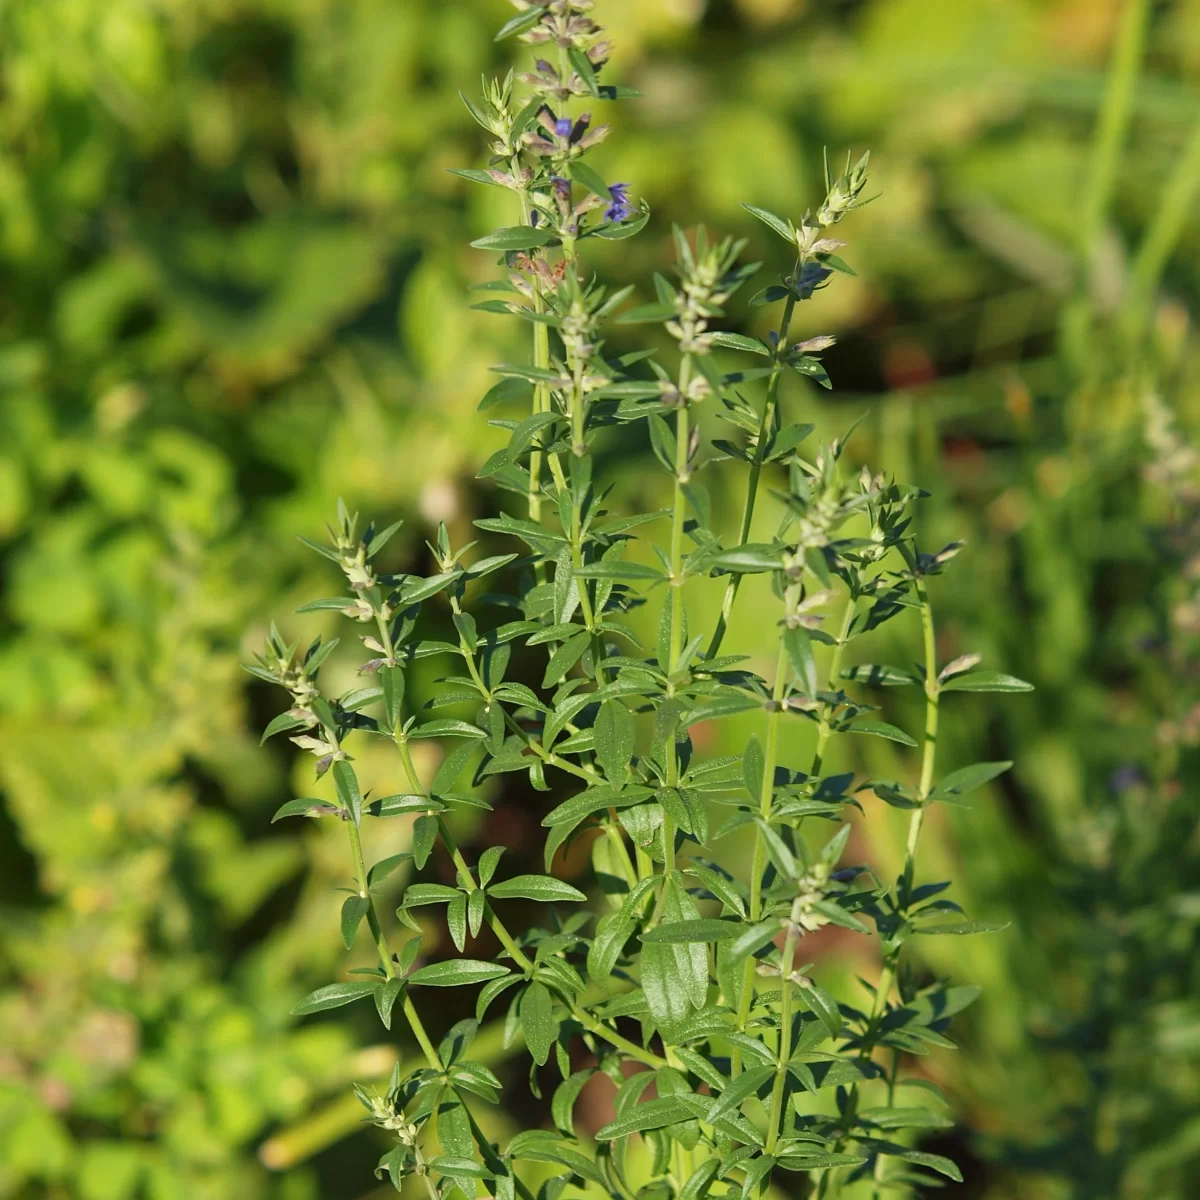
[765,925,798,1153]
[732,638,790,1074]
[1078,0,1150,279]
[707,286,799,660]
[810,595,858,776]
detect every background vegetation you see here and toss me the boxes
[2,0,1199,1197]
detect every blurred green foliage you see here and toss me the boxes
[2,0,1199,1197]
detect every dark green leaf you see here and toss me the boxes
[931,761,1012,802]
[408,960,511,987]
[940,671,1034,693]
[488,874,586,903]
[272,797,340,823]
[292,981,378,1015]
[742,203,794,242]
[640,919,739,944]
[374,977,405,1029]
[470,226,554,251]
[340,895,369,949]
[333,760,365,825]
[412,814,438,870]
[845,720,917,747]
[595,1097,700,1141]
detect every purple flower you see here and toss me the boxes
[550,175,571,201]
[554,117,572,137]
[530,211,539,227]
[605,181,635,223]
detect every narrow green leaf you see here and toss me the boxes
[741,203,794,242]
[845,720,917,747]
[470,226,554,251]
[408,960,512,987]
[799,981,843,1037]
[272,798,340,823]
[333,760,364,825]
[520,981,558,1066]
[374,977,405,1029]
[640,918,739,944]
[488,874,586,903]
[412,814,438,870]
[931,761,1012,802]
[292,981,378,1015]
[340,895,369,949]
[261,712,310,744]
[940,671,1034,693]
[706,1065,773,1124]
[595,1097,700,1141]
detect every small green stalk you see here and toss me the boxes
[344,796,443,1074]
[707,284,799,660]
[810,596,857,776]
[765,925,799,1154]
[732,639,790,1074]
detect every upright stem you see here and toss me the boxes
[732,639,790,1074]
[903,578,940,883]
[517,162,548,541]
[344,809,443,1073]
[661,366,693,877]
[668,389,691,677]
[765,925,798,1153]
[707,289,798,660]
[1125,113,1200,336]
[867,578,939,1198]
[810,596,857,776]
[1078,0,1150,278]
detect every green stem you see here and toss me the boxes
[345,809,443,1073]
[516,159,548,557]
[832,580,940,1200]
[1125,113,1200,335]
[707,289,798,660]
[903,578,940,890]
[732,639,790,1074]
[464,1103,537,1200]
[765,925,798,1154]
[810,596,857,776]
[1078,0,1150,275]
[668,389,691,678]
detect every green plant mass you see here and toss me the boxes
[255,5,1030,1196]
[4,1,1200,1199]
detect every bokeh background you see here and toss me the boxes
[2,0,1200,1197]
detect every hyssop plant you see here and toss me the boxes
[251,2,1031,1196]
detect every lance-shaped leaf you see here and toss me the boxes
[742,203,795,242]
[488,875,586,902]
[595,1096,701,1141]
[705,1065,774,1124]
[272,798,341,823]
[332,760,365,825]
[640,918,740,944]
[408,960,511,987]
[939,671,1033,693]
[340,895,369,949]
[470,226,554,251]
[292,981,379,1015]
[930,761,1012,803]
[519,981,558,1066]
